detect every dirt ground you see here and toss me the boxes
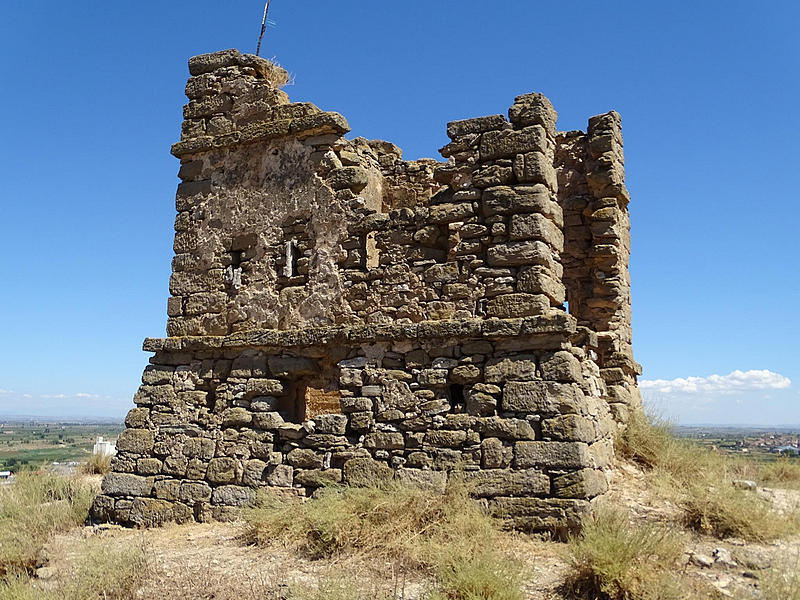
[35,463,800,599]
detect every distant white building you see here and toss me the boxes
[93,437,117,456]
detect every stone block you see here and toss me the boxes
[488,497,588,534]
[252,412,285,430]
[552,468,608,499]
[485,355,538,383]
[125,408,150,429]
[178,481,212,503]
[287,448,324,469]
[475,417,536,440]
[514,441,591,469]
[116,429,155,455]
[268,356,317,377]
[327,166,369,193]
[161,456,189,477]
[480,125,549,161]
[466,390,497,417]
[206,457,238,484]
[243,459,267,486]
[481,437,510,468]
[508,93,557,135]
[541,415,596,443]
[266,464,293,487]
[517,266,566,304]
[364,432,405,450]
[221,407,252,427]
[102,473,153,497]
[294,468,343,488]
[424,430,467,448]
[183,437,216,460]
[129,498,177,527]
[486,293,549,318]
[455,468,549,498]
[153,479,180,501]
[509,213,564,251]
[343,458,393,486]
[540,351,583,383]
[429,202,475,223]
[487,240,556,268]
[314,414,348,434]
[246,379,284,396]
[447,114,507,138]
[212,485,255,506]
[502,381,587,415]
[340,397,372,413]
[396,468,447,494]
[482,185,563,226]
[136,458,162,476]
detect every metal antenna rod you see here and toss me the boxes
[255,1,272,57]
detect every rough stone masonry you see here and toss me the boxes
[91,49,642,534]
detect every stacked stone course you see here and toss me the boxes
[93,49,643,534]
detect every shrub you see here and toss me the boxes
[616,412,797,541]
[243,482,524,599]
[759,457,800,489]
[80,452,112,475]
[563,507,683,600]
[0,471,96,578]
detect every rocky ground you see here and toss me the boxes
[32,464,800,599]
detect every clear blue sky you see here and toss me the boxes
[1,1,798,424]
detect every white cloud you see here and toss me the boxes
[640,369,791,395]
[0,388,11,395]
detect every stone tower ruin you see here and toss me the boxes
[92,49,642,534]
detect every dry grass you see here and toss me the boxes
[0,471,96,578]
[760,551,800,600]
[759,457,800,489]
[242,482,524,599]
[616,412,797,541]
[563,507,684,600]
[0,540,148,600]
[79,453,112,476]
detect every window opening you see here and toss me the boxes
[283,239,299,278]
[447,384,465,413]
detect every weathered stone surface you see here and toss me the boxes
[396,468,447,493]
[455,468,550,498]
[178,481,212,503]
[206,457,238,484]
[541,414,596,442]
[486,293,549,318]
[287,448,323,469]
[480,126,548,160]
[343,458,393,486]
[515,441,591,469]
[540,351,583,383]
[485,355,538,383]
[102,473,153,497]
[447,114,507,139]
[552,468,608,498]
[294,468,343,488]
[211,485,255,506]
[116,429,155,454]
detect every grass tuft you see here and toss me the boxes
[243,482,524,599]
[79,452,112,475]
[563,507,683,600]
[616,412,797,541]
[0,470,96,578]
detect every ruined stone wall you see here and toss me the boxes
[93,49,643,533]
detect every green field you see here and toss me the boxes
[0,422,124,470]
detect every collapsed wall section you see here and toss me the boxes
[93,49,643,534]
